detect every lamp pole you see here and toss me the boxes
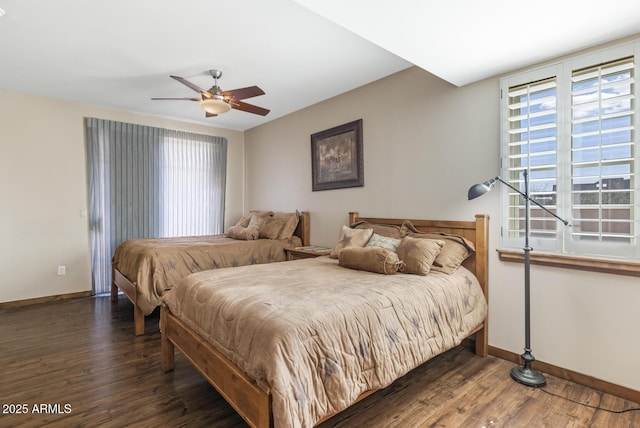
[510,170,546,387]
[468,170,570,388]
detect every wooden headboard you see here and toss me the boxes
[294,211,310,247]
[349,211,489,355]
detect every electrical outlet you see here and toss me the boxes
[57,265,66,275]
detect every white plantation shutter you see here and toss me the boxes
[501,41,639,259]
[506,78,559,244]
[570,57,635,246]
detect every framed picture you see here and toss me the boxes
[311,119,363,191]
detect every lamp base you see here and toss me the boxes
[510,365,546,387]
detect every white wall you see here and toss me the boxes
[244,65,640,392]
[0,89,245,303]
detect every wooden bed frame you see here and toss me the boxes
[160,212,489,427]
[112,211,311,336]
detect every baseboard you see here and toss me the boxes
[489,345,640,404]
[0,291,92,309]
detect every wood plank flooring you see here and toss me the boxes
[1,295,639,427]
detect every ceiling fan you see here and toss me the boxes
[152,69,270,117]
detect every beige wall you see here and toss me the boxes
[245,65,640,392]
[0,89,245,303]
[1,34,638,395]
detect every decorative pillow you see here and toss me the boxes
[365,233,402,252]
[234,214,253,228]
[396,236,445,275]
[329,226,374,259]
[351,221,403,239]
[400,220,475,274]
[226,226,259,241]
[247,214,268,231]
[235,210,273,228]
[273,211,300,239]
[399,219,415,237]
[338,247,405,275]
[259,217,286,239]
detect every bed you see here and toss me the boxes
[111,211,310,335]
[160,212,489,427]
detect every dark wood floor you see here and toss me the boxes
[1,295,639,428]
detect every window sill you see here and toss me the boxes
[497,249,640,277]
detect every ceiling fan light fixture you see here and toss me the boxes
[200,98,231,115]
[154,71,268,117]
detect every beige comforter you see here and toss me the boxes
[112,234,301,315]
[162,256,487,428]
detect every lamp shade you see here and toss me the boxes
[200,98,231,115]
[468,182,492,200]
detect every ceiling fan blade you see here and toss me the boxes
[170,75,213,98]
[151,97,201,101]
[230,100,270,116]
[223,86,265,101]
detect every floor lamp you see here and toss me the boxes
[468,170,570,387]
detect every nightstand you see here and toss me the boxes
[285,246,332,261]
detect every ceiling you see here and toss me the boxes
[295,0,640,87]
[1,1,639,131]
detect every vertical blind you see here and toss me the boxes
[86,118,227,294]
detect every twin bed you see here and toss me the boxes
[111,211,310,335]
[160,212,489,427]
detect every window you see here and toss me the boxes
[86,118,227,293]
[501,41,639,259]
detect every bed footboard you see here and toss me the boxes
[112,266,145,336]
[161,305,273,428]
[160,305,484,428]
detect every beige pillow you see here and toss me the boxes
[339,247,404,275]
[396,236,445,276]
[273,211,300,239]
[227,226,259,240]
[235,210,273,228]
[399,220,415,237]
[259,217,286,239]
[234,214,253,228]
[351,221,403,239]
[329,226,374,259]
[400,220,475,274]
[247,214,267,231]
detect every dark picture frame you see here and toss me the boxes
[311,119,364,191]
